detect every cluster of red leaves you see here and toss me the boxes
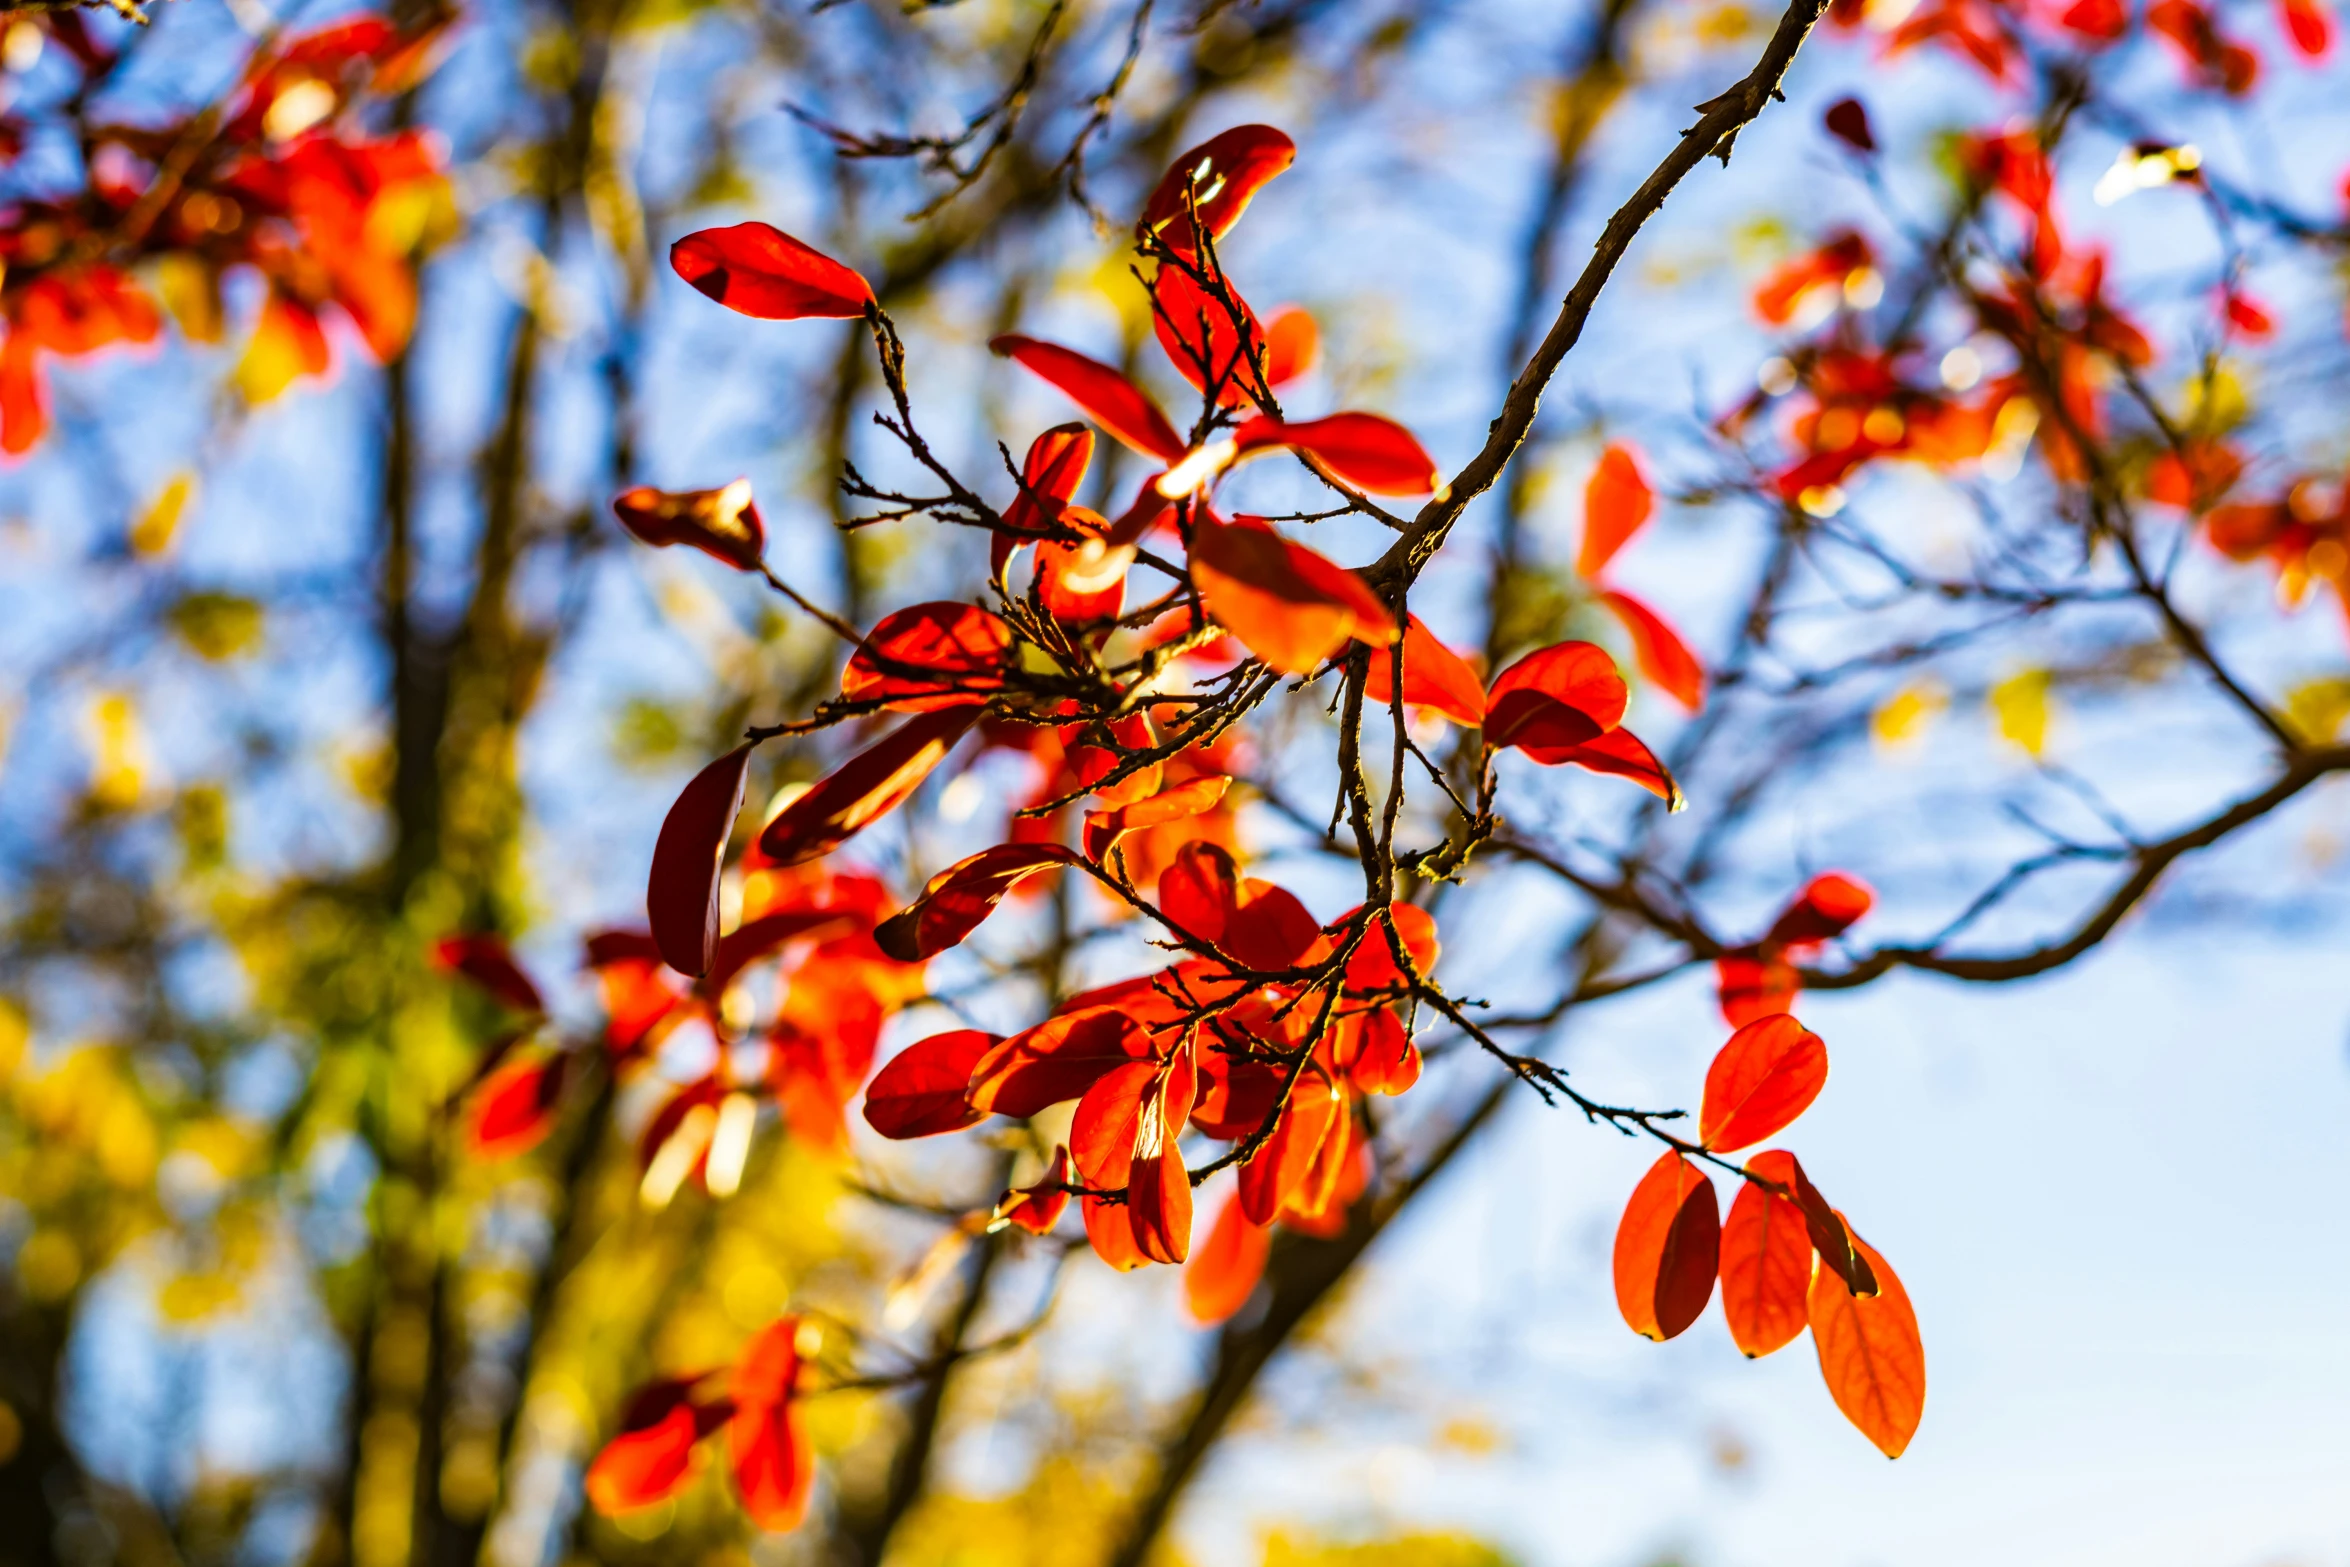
[1714,873,1874,1026]
[0,13,450,454]
[1576,442,1706,712]
[2203,474,2350,629]
[1611,1010,1924,1458]
[582,1316,814,1530]
[1822,0,2328,88]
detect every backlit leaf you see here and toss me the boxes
[649,744,754,978]
[1234,412,1442,496]
[1190,515,1397,676]
[1766,872,1874,947]
[1185,1193,1271,1324]
[585,1378,726,1515]
[1579,443,1654,578]
[757,705,982,868]
[993,1145,1072,1235]
[1363,616,1487,727]
[841,602,1012,712]
[1808,1230,1924,1457]
[991,335,1185,461]
[1237,1072,1342,1224]
[468,1054,569,1159]
[1137,124,1296,253]
[1598,589,1705,712]
[1699,1014,1828,1152]
[729,1321,812,1530]
[670,222,871,320]
[613,479,765,571]
[967,1007,1151,1118]
[1083,775,1230,860]
[998,423,1095,581]
[1720,1150,1815,1357]
[1611,1150,1720,1341]
[1483,641,1627,753]
[431,933,546,1015]
[874,844,1079,962]
[862,1029,999,1139]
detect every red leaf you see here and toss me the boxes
[1072,1060,1159,1190]
[1034,506,1131,625]
[1786,1155,1879,1297]
[1159,840,1241,945]
[468,1054,569,1159]
[1190,1050,1283,1137]
[1185,1193,1271,1323]
[649,745,756,978]
[998,423,1096,581]
[1716,949,1798,1027]
[1190,515,1397,676]
[1221,880,1324,972]
[862,1029,999,1139]
[705,909,859,999]
[2280,0,2331,54]
[967,1007,1151,1117]
[1611,1151,1720,1341]
[874,844,1080,962]
[841,603,1012,713]
[1700,1014,1828,1152]
[1152,262,1269,408]
[1363,616,1487,727]
[670,223,871,320]
[1137,125,1296,253]
[1278,1086,1358,1227]
[1083,1192,1149,1271]
[1264,306,1318,386]
[1537,726,1684,808]
[1598,589,1705,712]
[1083,775,1231,860]
[1808,1229,1924,1457]
[728,1320,811,1530]
[756,704,982,868]
[1126,1051,1198,1264]
[1767,873,1874,947]
[585,1378,726,1515]
[431,933,545,1015]
[991,335,1185,462]
[1237,1072,1342,1224]
[1331,902,1439,993]
[1483,641,1627,753]
[1720,1150,1816,1358]
[1332,1006,1420,1096]
[1233,412,1442,497]
[993,1145,1072,1235]
[1579,443,1654,578]
[613,480,765,571]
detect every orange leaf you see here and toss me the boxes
[1483,640,1627,753]
[1579,443,1654,578]
[967,1007,1151,1118]
[756,705,981,868]
[2279,0,2331,55]
[1137,124,1296,254]
[1808,1229,1924,1457]
[991,335,1185,461]
[841,602,1012,712]
[862,1029,998,1139]
[1720,1150,1815,1357]
[729,1391,811,1530]
[585,1379,725,1515]
[431,933,545,1015]
[1331,1006,1420,1096]
[1264,306,1318,386]
[1700,1014,1828,1152]
[670,222,871,320]
[1598,589,1704,712]
[1233,412,1442,496]
[874,844,1080,962]
[1035,507,1131,625]
[993,1145,1072,1235]
[1237,1072,1342,1224]
[1363,616,1487,727]
[1127,1051,1198,1264]
[1083,775,1230,860]
[1185,1193,1271,1323]
[1083,1192,1149,1271]
[468,1054,569,1159]
[612,479,766,571]
[1189,515,1397,676]
[1278,1085,1357,1227]
[649,744,755,977]
[1611,1151,1720,1341]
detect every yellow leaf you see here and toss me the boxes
[2283,676,2350,744]
[155,256,224,344]
[1990,668,2054,758]
[1871,680,1948,750]
[131,473,197,555]
[168,591,265,660]
[85,692,150,810]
